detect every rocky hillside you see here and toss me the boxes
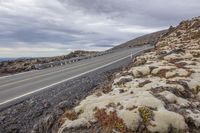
[0,50,98,76]
[0,30,168,76]
[56,17,200,133]
[111,29,168,51]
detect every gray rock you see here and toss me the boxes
[114,77,132,86]
[0,54,132,133]
[57,100,74,110]
[31,114,55,133]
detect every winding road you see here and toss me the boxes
[0,45,152,106]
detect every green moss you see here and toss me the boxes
[196,85,200,93]
[138,106,153,124]
[115,122,125,130]
[77,109,84,115]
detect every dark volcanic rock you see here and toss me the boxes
[57,100,74,110]
[0,54,132,133]
[31,114,55,133]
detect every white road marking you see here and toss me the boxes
[0,48,130,80]
[0,48,152,106]
[0,60,95,88]
[0,70,39,79]
[0,51,127,87]
[0,54,100,79]
[0,59,93,80]
[0,55,129,105]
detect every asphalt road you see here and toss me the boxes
[0,45,152,106]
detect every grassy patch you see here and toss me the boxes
[196,85,200,94]
[175,62,188,68]
[58,110,77,126]
[152,69,170,78]
[94,108,132,133]
[138,106,153,124]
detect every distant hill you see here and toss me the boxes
[0,58,16,62]
[111,29,168,50]
[0,50,98,75]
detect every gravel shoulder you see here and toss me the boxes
[0,54,133,133]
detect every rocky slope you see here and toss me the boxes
[0,50,98,76]
[111,29,168,51]
[0,30,167,76]
[56,17,200,133]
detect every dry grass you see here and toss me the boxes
[175,62,188,68]
[152,69,169,78]
[168,58,183,64]
[57,110,77,126]
[94,108,133,133]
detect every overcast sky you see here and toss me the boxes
[0,0,199,57]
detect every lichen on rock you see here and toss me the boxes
[57,17,200,133]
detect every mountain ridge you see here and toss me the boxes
[111,29,168,50]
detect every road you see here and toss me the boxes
[0,45,152,106]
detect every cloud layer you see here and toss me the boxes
[0,0,199,57]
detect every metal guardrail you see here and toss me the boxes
[34,44,154,70]
[34,51,114,70]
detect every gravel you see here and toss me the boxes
[0,56,132,133]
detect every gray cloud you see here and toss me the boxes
[0,0,199,57]
[64,0,200,26]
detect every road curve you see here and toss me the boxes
[0,46,152,106]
